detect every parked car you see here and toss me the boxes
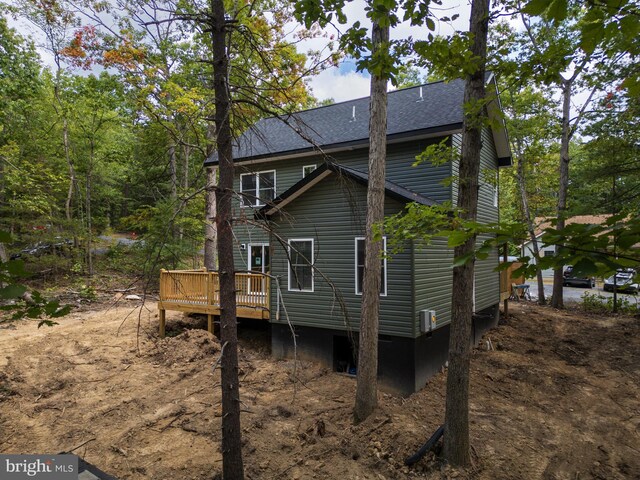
[562,266,596,288]
[604,269,638,293]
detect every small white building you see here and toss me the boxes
[520,215,611,278]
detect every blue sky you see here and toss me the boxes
[302,1,471,102]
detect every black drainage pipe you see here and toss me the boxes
[404,425,445,466]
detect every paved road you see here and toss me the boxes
[93,234,141,255]
[527,281,638,303]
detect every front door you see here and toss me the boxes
[249,244,269,273]
[248,244,269,293]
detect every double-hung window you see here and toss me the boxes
[355,237,387,296]
[240,170,276,207]
[288,239,314,292]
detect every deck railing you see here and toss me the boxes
[159,269,270,311]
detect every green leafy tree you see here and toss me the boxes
[490,0,622,307]
[0,231,71,326]
[570,91,640,216]
[65,72,133,275]
[496,73,559,303]
[9,0,83,232]
[0,15,44,232]
[395,64,425,88]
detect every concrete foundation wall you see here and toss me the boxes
[271,303,499,395]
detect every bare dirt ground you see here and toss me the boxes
[1,301,638,479]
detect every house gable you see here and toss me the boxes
[265,170,416,338]
[257,162,437,219]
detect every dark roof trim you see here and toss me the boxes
[256,162,438,219]
[486,74,512,167]
[205,122,464,166]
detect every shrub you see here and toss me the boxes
[581,291,638,315]
[77,284,97,301]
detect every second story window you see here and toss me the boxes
[302,164,317,177]
[240,170,276,207]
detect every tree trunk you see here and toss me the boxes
[183,143,190,191]
[353,19,389,425]
[86,143,94,276]
[442,0,489,467]
[211,0,244,477]
[169,143,178,202]
[612,177,618,313]
[169,141,178,239]
[179,141,190,242]
[204,166,218,270]
[62,118,76,225]
[515,150,545,304]
[551,81,571,309]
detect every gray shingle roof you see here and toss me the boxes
[206,79,466,164]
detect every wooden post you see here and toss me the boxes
[208,314,213,334]
[159,308,166,338]
[265,275,271,319]
[503,243,509,317]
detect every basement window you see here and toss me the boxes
[333,335,357,375]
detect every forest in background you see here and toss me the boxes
[0,0,638,286]
[0,0,639,477]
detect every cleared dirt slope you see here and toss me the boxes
[0,302,638,479]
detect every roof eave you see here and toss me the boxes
[486,75,513,167]
[205,123,464,167]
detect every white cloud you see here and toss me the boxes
[298,1,472,103]
[308,67,372,103]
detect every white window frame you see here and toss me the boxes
[302,164,317,177]
[355,236,387,296]
[239,170,276,208]
[493,171,499,207]
[288,238,314,292]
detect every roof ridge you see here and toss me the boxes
[258,78,458,119]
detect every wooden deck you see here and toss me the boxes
[158,269,270,338]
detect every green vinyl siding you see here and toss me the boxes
[477,127,499,224]
[413,238,453,330]
[475,234,500,311]
[228,128,501,334]
[450,129,500,312]
[474,127,500,310]
[230,138,452,269]
[267,173,414,337]
[234,137,453,205]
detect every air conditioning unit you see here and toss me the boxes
[419,309,437,333]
